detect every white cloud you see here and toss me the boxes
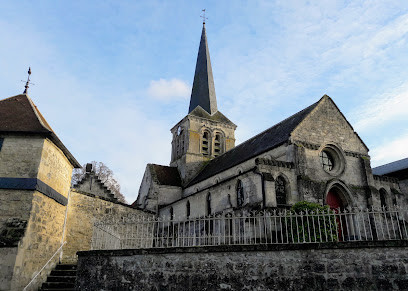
[370,132,408,167]
[147,78,190,101]
[352,81,408,132]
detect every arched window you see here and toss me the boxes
[169,207,174,220]
[202,131,209,156]
[214,133,222,157]
[392,194,398,206]
[180,130,184,155]
[379,189,387,209]
[186,201,190,218]
[236,180,244,207]
[275,176,287,205]
[206,193,211,215]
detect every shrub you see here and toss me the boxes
[288,201,338,243]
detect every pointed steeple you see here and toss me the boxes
[188,23,218,115]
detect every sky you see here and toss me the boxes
[1,0,408,203]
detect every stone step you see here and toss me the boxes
[40,281,75,289]
[55,264,77,271]
[46,275,76,283]
[49,270,77,277]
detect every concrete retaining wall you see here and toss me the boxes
[76,241,408,290]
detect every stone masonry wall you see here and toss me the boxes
[291,96,368,155]
[0,189,33,240]
[11,191,66,291]
[37,138,73,197]
[76,241,408,291]
[0,247,17,291]
[0,135,44,179]
[62,191,152,264]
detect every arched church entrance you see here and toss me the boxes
[326,184,350,241]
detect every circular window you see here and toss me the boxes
[319,151,334,172]
[318,145,345,176]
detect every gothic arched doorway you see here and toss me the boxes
[327,191,344,210]
[326,185,349,241]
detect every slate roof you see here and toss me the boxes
[187,100,320,187]
[372,158,408,179]
[188,24,218,115]
[189,106,236,127]
[0,94,81,168]
[150,164,182,187]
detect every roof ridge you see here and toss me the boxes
[186,98,321,187]
[214,100,320,159]
[25,95,53,132]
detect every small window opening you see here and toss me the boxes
[275,176,287,205]
[202,131,209,156]
[169,207,174,221]
[186,201,190,218]
[392,196,397,206]
[380,189,387,209]
[181,132,185,154]
[214,134,222,157]
[236,180,244,207]
[319,151,334,171]
[206,193,211,215]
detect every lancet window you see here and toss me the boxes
[379,189,387,208]
[202,131,210,156]
[214,133,222,157]
[275,176,287,205]
[169,207,174,221]
[186,201,191,218]
[236,179,244,207]
[206,193,211,215]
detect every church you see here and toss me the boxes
[134,23,407,219]
[0,22,407,290]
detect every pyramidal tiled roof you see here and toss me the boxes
[187,99,321,187]
[0,94,80,167]
[188,24,218,115]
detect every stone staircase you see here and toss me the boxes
[39,264,77,291]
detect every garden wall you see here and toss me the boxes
[77,241,408,290]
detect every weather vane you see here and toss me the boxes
[22,67,34,94]
[200,9,208,24]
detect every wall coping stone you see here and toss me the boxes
[78,240,408,257]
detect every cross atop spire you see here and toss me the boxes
[200,9,208,24]
[188,23,218,115]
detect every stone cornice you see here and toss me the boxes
[373,175,399,184]
[255,158,294,169]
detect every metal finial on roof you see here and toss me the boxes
[22,67,34,94]
[200,9,208,24]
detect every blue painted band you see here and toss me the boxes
[0,177,68,206]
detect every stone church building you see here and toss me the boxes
[0,23,407,290]
[134,23,407,220]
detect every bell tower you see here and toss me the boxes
[170,23,236,184]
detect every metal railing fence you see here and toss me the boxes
[91,206,408,250]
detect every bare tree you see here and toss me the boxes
[72,161,127,203]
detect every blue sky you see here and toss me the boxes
[1,1,408,202]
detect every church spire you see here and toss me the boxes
[188,23,218,115]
